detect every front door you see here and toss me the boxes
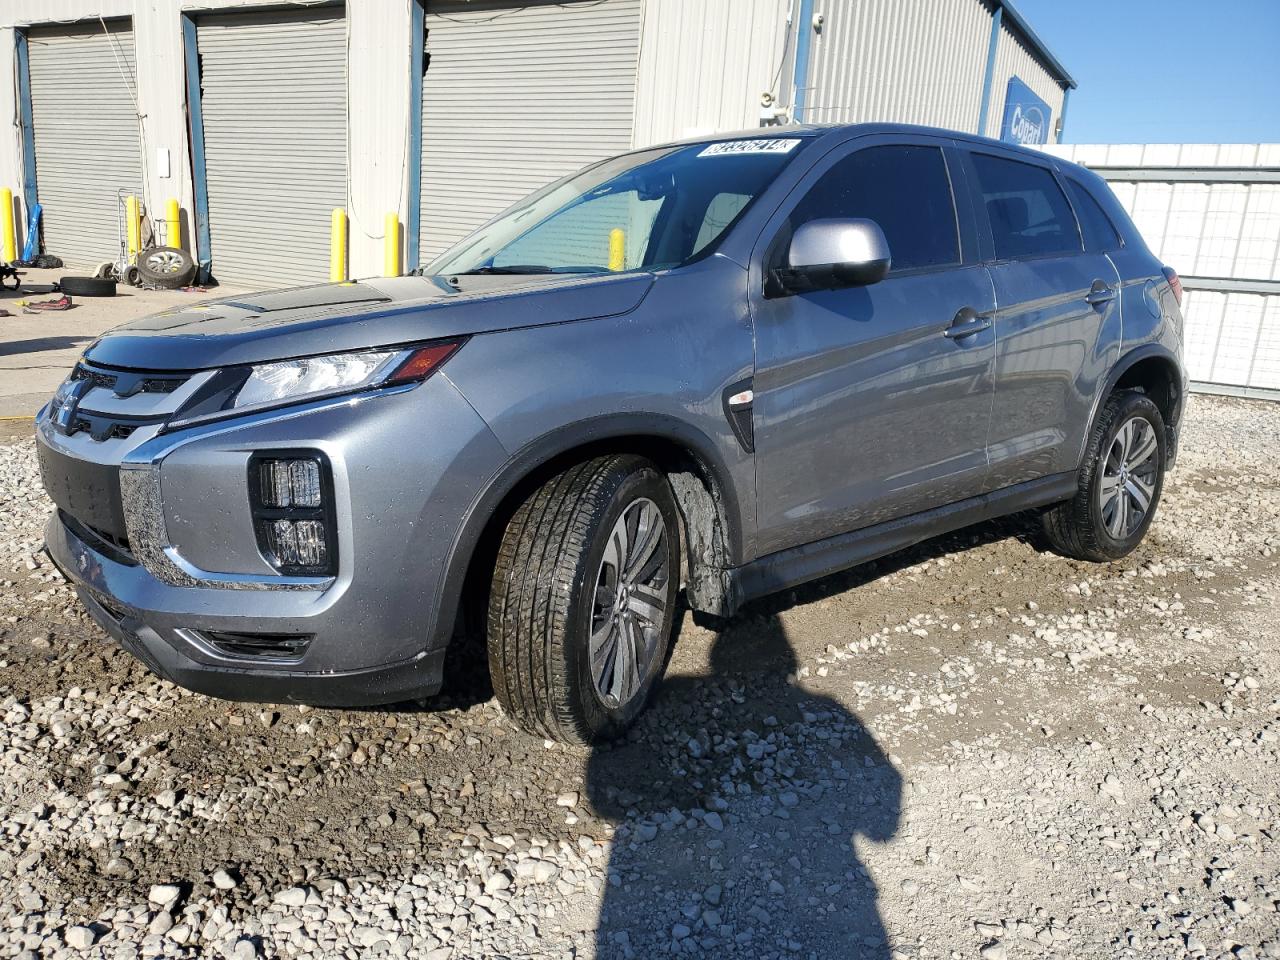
[750,139,996,556]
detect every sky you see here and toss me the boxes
[1016,0,1280,144]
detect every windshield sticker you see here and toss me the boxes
[697,138,801,157]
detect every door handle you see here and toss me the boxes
[943,307,992,340]
[1085,282,1116,306]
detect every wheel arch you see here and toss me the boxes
[427,414,745,656]
[1081,344,1186,469]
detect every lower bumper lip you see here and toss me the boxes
[48,512,445,706]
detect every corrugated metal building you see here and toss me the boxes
[0,0,1072,287]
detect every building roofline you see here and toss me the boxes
[993,0,1077,90]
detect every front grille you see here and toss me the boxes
[59,362,196,442]
[68,412,157,442]
[71,364,190,398]
[197,631,313,661]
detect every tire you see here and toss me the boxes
[1042,390,1167,562]
[57,276,116,297]
[135,246,196,290]
[487,455,681,744]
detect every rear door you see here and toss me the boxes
[750,136,996,555]
[962,149,1122,489]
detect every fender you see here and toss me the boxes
[422,412,746,654]
[1077,342,1186,469]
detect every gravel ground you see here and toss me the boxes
[1,394,1278,960]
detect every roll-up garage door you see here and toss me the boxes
[195,7,347,288]
[26,21,142,268]
[419,0,642,266]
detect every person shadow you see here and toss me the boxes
[586,608,902,959]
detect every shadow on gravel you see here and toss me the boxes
[587,614,902,959]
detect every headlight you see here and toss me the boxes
[233,352,399,409]
[164,340,465,431]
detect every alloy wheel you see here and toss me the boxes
[1098,416,1159,539]
[145,249,186,274]
[589,497,670,708]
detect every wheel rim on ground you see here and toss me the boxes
[1099,415,1159,539]
[589,496,670,708]
[144,250,186,274]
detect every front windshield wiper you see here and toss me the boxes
[453,264,557,275]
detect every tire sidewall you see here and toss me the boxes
[1085,394,1166,556]
[136,246,196,289]
[565,463,680,740]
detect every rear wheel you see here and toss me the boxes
[486,456,680,744]
[1042,390,1166,561]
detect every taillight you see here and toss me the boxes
[1162,266,1183,306]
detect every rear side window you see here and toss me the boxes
[789,145,960,272]
[1065,178,1122,252]
[970,153,1082,260]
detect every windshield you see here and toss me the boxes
[424,137,809,278]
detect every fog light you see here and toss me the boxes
[259,458,322,507]
[265,519,329,568]
[249,451,336,576]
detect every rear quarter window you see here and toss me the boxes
[1065,177,1123,252]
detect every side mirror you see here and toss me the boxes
[769,218,891,297]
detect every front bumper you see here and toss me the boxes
[46,513,446,705]
[37,371,509,706]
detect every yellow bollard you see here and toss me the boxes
[608,228,625,272]
[384,212,400,277]
[0,188,15,264]
[165,198,181,250]
[125,195,141,260]
[329,208,348,282]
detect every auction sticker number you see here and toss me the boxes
[698,139,801,157]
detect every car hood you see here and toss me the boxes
[83,272,655,370]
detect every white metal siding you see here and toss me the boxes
[1045,143,1280,395]
[804,0,990,131]
[26,20,142,267]
[196,7,347,288]
[985,19,1066,140]
[631,0,787,148]
[419,0,642,265]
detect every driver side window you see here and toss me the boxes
[788,144,961,272]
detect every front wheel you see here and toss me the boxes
[486,456,681,744]
[1042,390,1167,561]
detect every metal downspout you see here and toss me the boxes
[792,0,816,123]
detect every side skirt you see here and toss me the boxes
[724,472,1078,613]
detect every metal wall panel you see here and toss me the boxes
[984,18,1066,139]
[196,7,347,287]
[419,0,642,265]
[1045,143,1280,396]
[631,0,787,148]
[26,20,142,267]
[804,0,990,131]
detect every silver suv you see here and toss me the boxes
[37,124,1186,743]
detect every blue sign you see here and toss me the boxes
[1000,77,1052,145]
